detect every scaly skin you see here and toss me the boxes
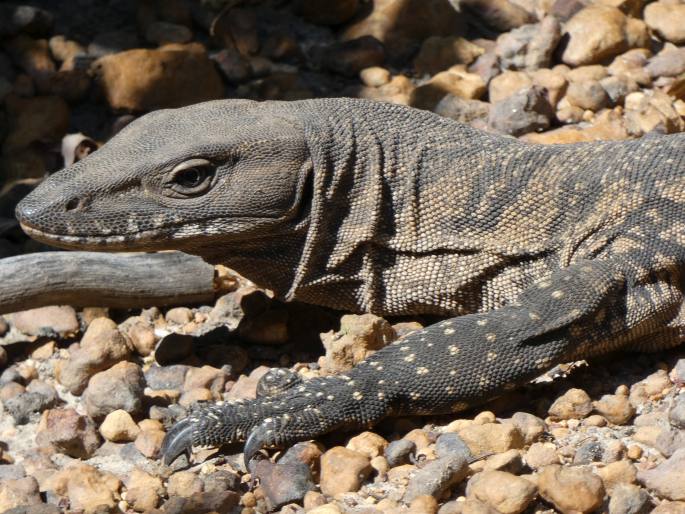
[15,98,685,465]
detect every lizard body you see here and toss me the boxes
[15,98,685,464]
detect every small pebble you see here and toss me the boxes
[548,388,593,420]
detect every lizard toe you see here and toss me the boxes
[161,417,194,465]
[256,368,303,398]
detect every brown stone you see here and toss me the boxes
[360,66,391,87]
[0,477,42,512]
[458,423,525,455]
[357,74,415,105]
[125,468,164,512]
[48,35,86,62]
[126,321,157,356]
[93,47,223,111]
[134,429,165,459]
[414,36,485,75]
[561,6,647,66]
[548,388,593,420]
[538,465,605,513]
[593,393,635,424]
[637,448,685,501]
[467,470,537,514]
[525,442,560,469]
[597,460,637,493]
[488,70,533,103]
[65,464,121,514]
[11,305,79,337]
[99,409,140,442]
[167,470,204,497]
[6,35,55,93]
[624,90,685,135]
[83,361,145,419]
[320,447,372,496]
[36,408,101,459]
[58,317,131,395]
[644,2,685,44]
[342,0,464,62]
[346,432,389,459]
[410,67,486,111]
[321,314,396,373]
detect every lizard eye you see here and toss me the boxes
[168,159,215,196]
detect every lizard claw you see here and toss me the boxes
[244,424,269,471]
[161,417,194,465]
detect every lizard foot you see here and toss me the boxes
[161,373,388,467]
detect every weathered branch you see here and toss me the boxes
[0,251,217,314]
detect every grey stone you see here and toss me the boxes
[608,484,653,514]
[435,432,472,460]
[434,95,491,126]
[404,454,469,502]
[385,439,416,467]
[638,448,685,501]
[496,16,561,71]
[488,86,554,136]
[252,458,315,509]
[145,364,189,390]
[669,394,685,429]
[4,389,57,425]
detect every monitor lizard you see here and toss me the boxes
[15,98,685,466]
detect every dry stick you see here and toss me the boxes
[0,251,217,314]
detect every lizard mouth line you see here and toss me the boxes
[18,221,174,248]
[18,215,285,250]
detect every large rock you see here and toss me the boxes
[11,305,78,338]
[44,464,120,514]
[467,470,537,514]
[460,0,535,31]
[0,477,42,512]
[548,388,593,420]
[5,35,55,92]
[561,6,648,66]
[434,95,491,126]
[488,70,533,103]
[624,90,685,136]
[319,447,371,496]
[57,317,131,395]
[414,36,484,75]
[342,0,464,62]
[3,95,69,155]
[321,314,395,373]
[637,448,685,501]
[644,2,685,44]
[93,46,224,111]
[410,66,486,111]
[251,458,315,509]
[82,361,145,420]
[457,422,525,455]
[488,86,554,136]
[403,454,469,503]
[538,465,605,513]
[35,408,101,459]
[495,16,561,71]
[125,468,165,512]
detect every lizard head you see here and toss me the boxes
[16,100,313,254]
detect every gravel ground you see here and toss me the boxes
[1,0,685,512]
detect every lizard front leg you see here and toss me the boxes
[162,259,634,466]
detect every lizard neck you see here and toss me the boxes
[282,99,522,314]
